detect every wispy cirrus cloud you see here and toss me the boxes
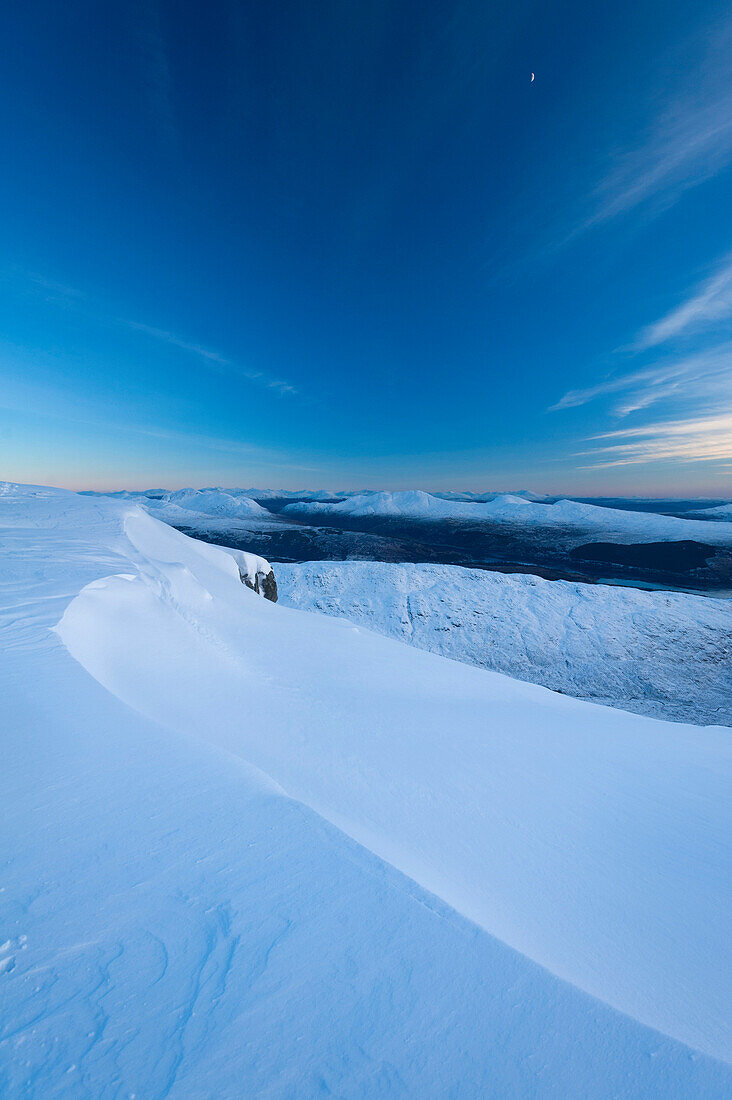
[123,320,298,396]
[588,94,732,228]
[577,413,732,469]
[552,242,732,471]
[564,343,732,469]
[556,344,732,469]
[551,345,732,417]
[10,267,299,398]
[549,364,663,412]
[636,252,732,349]
[526,20,732,477]
[585,23,732,229]
[24,272,87,302]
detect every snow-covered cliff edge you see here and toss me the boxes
[277,561,731,725]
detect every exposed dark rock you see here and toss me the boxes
[260,568,278,603]
[243,566,278,602]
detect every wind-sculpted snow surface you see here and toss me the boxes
[276,561,732,725]
[282,488,732,544]
[2,484,731,1096]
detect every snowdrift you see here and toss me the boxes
[57,495,730,1055]
[2,484,731,1095]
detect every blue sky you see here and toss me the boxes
[1,0,730,494]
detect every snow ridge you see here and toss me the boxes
[3,484,731,1095]
[53,494,731,1062]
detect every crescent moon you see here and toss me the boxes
[530,72,535,82]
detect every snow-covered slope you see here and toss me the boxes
[277,561,731,725]
[283,489,732,544]
[3,484,731,1095]
[690,503,732,520]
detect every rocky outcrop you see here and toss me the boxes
[243,564,278,603]
[223,546,278,601]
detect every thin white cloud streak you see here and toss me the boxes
[122,320,298,396]
[124,321,230,364]
[636,252,732,349]
[589,96,732,226]
[576,355,732,466]
[552,339,732,471]
[10,268,300,398]
[550,365,664,412]
[552,237,732,473]
[613,348,731,417]
[593,413,732,441]
[586,24,732,228]
[551,248,732,419]
[24,273,87,302]
[576,413,732,468]
[550,345,732,416]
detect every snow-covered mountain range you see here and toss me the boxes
[277,561,731,725]
[282,489,732,544]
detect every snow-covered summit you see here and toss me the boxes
[149,487,270,519]
[2,483,731,1094]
